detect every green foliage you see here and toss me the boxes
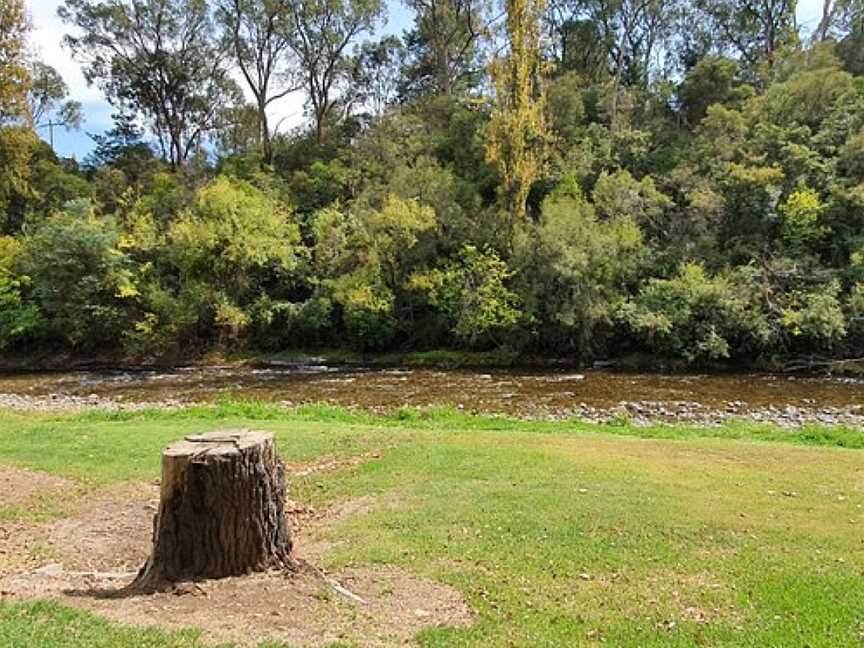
[678,55,752,126]
[330,270,397,350]
[620,263,770,364]
[546,71,585,140]
[781,280,847,350]
[0,236,40,347]
[17,200,139,348]
[516,181,643,354]
[0,126,36,224]
[411,245,523,346]
[163,176,302,346]
[289,159,357,215]
[591,169,673,240]
[838,129,864,181]
[3,12,864,366]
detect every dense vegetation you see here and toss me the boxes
[2,0,864,367]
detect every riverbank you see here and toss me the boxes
[0,363,862,429]
[4,348,864,374]
[0,349,524,373]
[1,391,862,429]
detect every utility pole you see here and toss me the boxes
[37,119,67,149]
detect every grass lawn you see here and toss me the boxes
[0,403,862,647]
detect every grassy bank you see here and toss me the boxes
[1,404,863,647]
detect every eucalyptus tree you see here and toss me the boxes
[216,0,299,163]
[27,62,83,148]
[551,0,682,128]
[692,0,798,74]
[401,0,490,97]
[285,0,385,144]
[349,36,406,117]
[812,0,863,41]
[60,0,242,167]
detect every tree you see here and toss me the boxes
[85,111,156,179]
[543,12,608,82]
[516,180,643,355]
[0,0,30,124]
[620,263,772,364]
[812,0,862,42]
[485,0,550,226]
[349,36,406,117]
[693,0,797,74]
[0,0,36,217]
[285,0,385,144]
[677,55,751,127]
[60,0,242,167]
[216,0,299,163]
[836,1,864,74]
[401,0,489,97]
[169,176,301,298]
[411,245,523,346]
[566,0,680,128]
[21,199,139,348]
[27,62,83,149]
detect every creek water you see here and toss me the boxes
[0,364,862,422]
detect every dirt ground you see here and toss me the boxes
[0,466,75,508]
[0,463,473,647]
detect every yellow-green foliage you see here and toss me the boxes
[779,186,827,249]
[169,176,300,278]
[0,0,30,122]
[782,280,847,345]
[485,0,549,221]
[410,245,523,345]
[321,195,435,349]
[364,194,435,257]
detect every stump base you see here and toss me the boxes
[132,430,293,591]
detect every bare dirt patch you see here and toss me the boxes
[284,451,383,478]
[0,482,156,578]
[0,466,74,509]
[0,474,473,646]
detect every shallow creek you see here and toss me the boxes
[0,364,862,426]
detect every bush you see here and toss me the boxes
[19,199,139,348]
[410,245,523,348]
[620,263,770,365]
[0,236,41,348]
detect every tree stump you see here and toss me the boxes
[132,429,293,591]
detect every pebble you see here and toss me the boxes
[0,392,861,430]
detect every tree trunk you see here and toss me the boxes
[132,430,293,592]
[259,99,273,164]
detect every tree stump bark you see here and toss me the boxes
[132,429,293,592]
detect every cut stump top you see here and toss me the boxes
[164,429,273,458]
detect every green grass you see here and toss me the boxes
[1,402,863,646]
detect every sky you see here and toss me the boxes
[27,0,826,160]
